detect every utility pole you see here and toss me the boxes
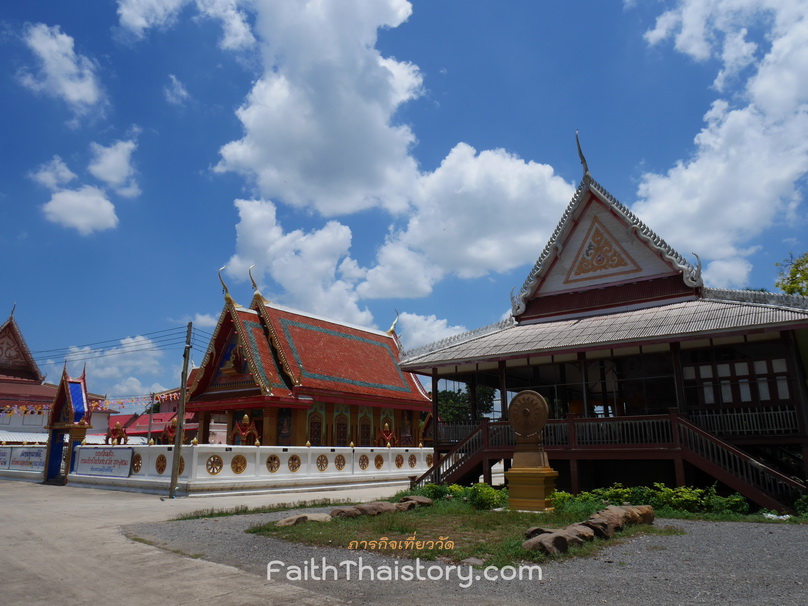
[168,322,192,499]
[147,392,154,444]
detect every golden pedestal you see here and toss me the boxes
[505,466,559,511]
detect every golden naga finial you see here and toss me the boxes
[218,266,241,307]
[386,310,400,335]
[248,264,270,304]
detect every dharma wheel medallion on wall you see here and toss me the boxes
[316,454,328,471]
[288,454,301,472]
[231,455,247,474]
[155,454,167,475]
[358,454,369,470]
[266,454,280,473]
[335,454,346,470]
[206,455,223,475]
[132,453,142,473]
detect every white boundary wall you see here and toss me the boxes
[64,444,432,494]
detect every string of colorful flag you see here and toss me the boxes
[1,391,180,415]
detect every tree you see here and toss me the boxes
[437,385,496,423]
[776,252,808,296]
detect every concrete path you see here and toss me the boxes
[0,478,405,606]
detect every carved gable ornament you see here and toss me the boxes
[564,216,641,284]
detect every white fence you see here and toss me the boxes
[64,444,432,494]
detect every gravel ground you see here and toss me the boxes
[125,509,808,606]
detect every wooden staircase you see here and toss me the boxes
[414,411,807,513]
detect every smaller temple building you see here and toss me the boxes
[185,279,432,448]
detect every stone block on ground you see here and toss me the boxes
[330,507,362,518]
[355,501,399,516]
[399,495,433,506]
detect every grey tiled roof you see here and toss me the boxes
[400,294,808,369]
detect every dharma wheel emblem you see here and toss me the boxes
[266,454,280,473]
[288,454,301,472]
[316,454,329,472]
[206,455,223,475]
[358,454,369,470]
[374,454,384,470]
[132,453,142,473]
[155,454,167,475]
[231,455,247,474]
[334,454,346,471]
[508,390,549,437]
[395,454,404,468]
[408,454,417,468]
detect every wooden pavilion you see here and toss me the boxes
[400,149,808,511]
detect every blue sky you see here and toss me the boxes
[2,1,807,410]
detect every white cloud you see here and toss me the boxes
[117,0,254,49]
[358,143,575,299]
[117,0,188,38]
[215,0,422,215]
[226,199,373,326]
[42,336,169,397]
[164,74,190,105]
[41,185,119,235]
[88,139,141,198]
[635,0,808,288]
[18,23,104,120]
[192,313,218,328]
[29,156,77,190]
[395,312,467,352]
[195,0,255,49]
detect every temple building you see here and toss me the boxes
[185,276,432,448]
[0,310,111,443]
[401,148,808,511]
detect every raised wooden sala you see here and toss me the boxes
[185,271,432,450]
[401,141,808,512]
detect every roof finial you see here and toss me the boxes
[9,303,15,318]
[248,264,270,304]
[576,130,591,182]
[386,310,400,335]
[218,266,240,307]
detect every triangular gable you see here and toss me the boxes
[0,315,44,383]
[512,176,702,319]
[187,305,292,401]
[254,301,431,406]
[48,367,90,427]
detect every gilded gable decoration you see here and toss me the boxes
[565,216,641,284]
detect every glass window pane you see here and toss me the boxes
[757,379,770,400]
[683,366,696,380]
[721,380,732,403]
[700,365,713,379]
[772,359,787,373]
[777,378,789,399]
[734,362,749,376]
[754,361,768,374]
[717,364,731,377]
[739,379,751,402]
[703,383,715,404]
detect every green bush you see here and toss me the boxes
[420,483,449,501]
[794,495,808,517]
[468,482,508,510]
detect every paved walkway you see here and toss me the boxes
[0,478,404,606]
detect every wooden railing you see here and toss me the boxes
[687,405,800,437]
[675,415,806,508]
[423,412,807,510]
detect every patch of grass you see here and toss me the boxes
[126,533,204,559]
[247,498,686,568]
[652,507,808,524]
[173,498,354,521]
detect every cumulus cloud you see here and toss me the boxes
[358,143,575,299]
[18,23,105,121]
[29,156,77,190]
[226,199,373,326]
[117,0,254,49]
[396,312,467,352]
[634,0,808,288]
[214,0,422,215]
[42,335,169,397]
[164,74,190,105]
[41,185,119,235]
[88,139,141,197]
